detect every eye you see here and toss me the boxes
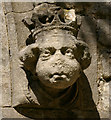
[44,49,51,56]
[41,49,51,57]
[40,48,55,61]
[65,48,74,59]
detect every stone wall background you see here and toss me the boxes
[0,2,111,119]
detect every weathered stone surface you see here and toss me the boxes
[12,2,34,13]
[97,19,111,47]
[77,16,98,105]
[2,108,29,118]
[14,12,33,50]
[97,42,110,119]
[1,3,11,107]
[0,2,3,107]
[15,3,100,119]
[0,3,3,119]
[89,3,111,19]
[4,2,13,14]
[4,2,34,14]
[97,82,109,118]
[0,2,110,119]
[101,48,111,81]
[109,81,111,120]
[5,12,29,107]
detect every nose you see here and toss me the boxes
[55,50,62,56]
[53,50,65,66]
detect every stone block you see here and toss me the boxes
[1,3,11,107]
[5,12,28,107]
[4,2,13,14]
[12,2,34,13]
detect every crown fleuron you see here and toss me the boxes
[22,3,80,39]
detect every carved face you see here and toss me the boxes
[36,31,82,89]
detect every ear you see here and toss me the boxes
[19,43,39,74]
[75,41,91,70]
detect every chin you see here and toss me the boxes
[42,80,76,89]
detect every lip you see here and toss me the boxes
[50,73,68,78]
[49,73,69,82]
[53,75,65,81]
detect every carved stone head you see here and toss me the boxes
[36,29,82,89]
[20,30,91,86]
[14,3,102,119]
[19,3,92,103]
[16,3,102,119]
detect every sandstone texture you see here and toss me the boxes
[0,2,111,119]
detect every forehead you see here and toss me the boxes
[37,30,77,49]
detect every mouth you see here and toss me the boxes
[49,73,69,83]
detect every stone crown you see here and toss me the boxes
[22,3,80,38]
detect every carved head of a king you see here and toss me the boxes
[19,29,91,89]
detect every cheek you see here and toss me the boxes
[65,59,81,77]
[72,62,81,79]
[36,59,51,80]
